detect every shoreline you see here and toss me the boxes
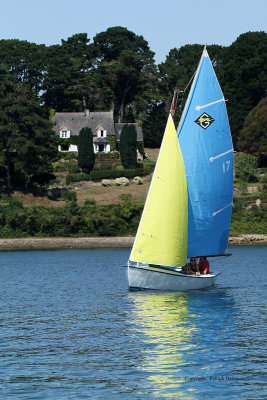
[0,235,266,250]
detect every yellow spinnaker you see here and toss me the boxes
[130,115,188,267]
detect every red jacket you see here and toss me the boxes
[198,259,210,273]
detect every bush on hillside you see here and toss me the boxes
[235,153,259,182]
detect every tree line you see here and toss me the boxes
[0,28,266,189]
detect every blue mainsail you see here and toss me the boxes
[177,48,233,257]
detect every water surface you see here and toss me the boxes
[0,246,266,399]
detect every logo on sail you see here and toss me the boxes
[195,112,214,129]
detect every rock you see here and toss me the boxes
[255,199,261,207]
[247,186,258,193]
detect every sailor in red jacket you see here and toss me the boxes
[198,256,210,274]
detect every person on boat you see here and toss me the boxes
[182,257,200,275]
[198,256,210,274]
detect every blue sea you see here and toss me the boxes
[0,245,266,399]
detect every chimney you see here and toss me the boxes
[85,109,90,117]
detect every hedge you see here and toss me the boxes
[66,173,91,185]
[66,167,152,184]
[90,168,149,181]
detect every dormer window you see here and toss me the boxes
[96,125,106,138]
[60,129,70,139]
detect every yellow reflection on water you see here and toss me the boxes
[129,292,199,399]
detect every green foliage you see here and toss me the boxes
[66,172,90,185]
[61,191,77,202]
[0,195,143,237]
[78,127,95,173]
[235,153,259,182]
[0,65,56,189]
[69,136,80,145]
[107,136,117,151]
[136,141,146,158]
[142,160,156,173]
[218,31,267,145]
[143,101,166,148]
[95,152,120,159]
[120,125,137,168]
[90,168,148,181]
[84,198,96,206]
[53,160,79,173]
[230,206,267,236]
[90,26,156,122]
[237,97,267,166]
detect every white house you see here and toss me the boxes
[52,110,143,153]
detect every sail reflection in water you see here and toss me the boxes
[129,292,199,399]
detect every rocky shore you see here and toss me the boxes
[0,235,266,250]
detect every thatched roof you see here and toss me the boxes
[52,111,115,136]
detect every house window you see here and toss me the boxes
[97,129,106,138]
[60,130,69,138]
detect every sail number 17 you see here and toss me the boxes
[222,160,231,173]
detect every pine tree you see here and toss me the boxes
[0,65,56,189]
[120,125,137,169]
[78,127,95,173]
[237,97,267,166]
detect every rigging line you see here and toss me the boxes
[182,70,197,94]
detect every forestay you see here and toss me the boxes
[130,115,188,267]
[177,48,233,257]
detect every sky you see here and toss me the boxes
[1,0,266,64]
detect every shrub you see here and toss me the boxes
[114,177,130,186]
[137,141,146,159]
[120,125,137,168]
[235,153,259,182]
[101,179,114,187]
[66,173,91,185]
[133,176,143,185]
[90,168,148,181]
[84,198,96,206]
[78,127,95,173]
[95,152,119,159]
[61,191,77,202]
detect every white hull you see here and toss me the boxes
[128,264,219,291]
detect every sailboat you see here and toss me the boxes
[127,47,233,291]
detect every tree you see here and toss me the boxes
[234,153,259,182]
[143,101,167,148]
[78,127,95,173]
[42,33,94,112]
[220,31,267,145]
[0,65,56,189]
[0,39,45,96]
[90,27,156,122]
[120,125,137,169]
[237,97,267,166]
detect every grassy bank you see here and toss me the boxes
[0,152,266,238]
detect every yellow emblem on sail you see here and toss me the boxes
[130,115,188,267]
